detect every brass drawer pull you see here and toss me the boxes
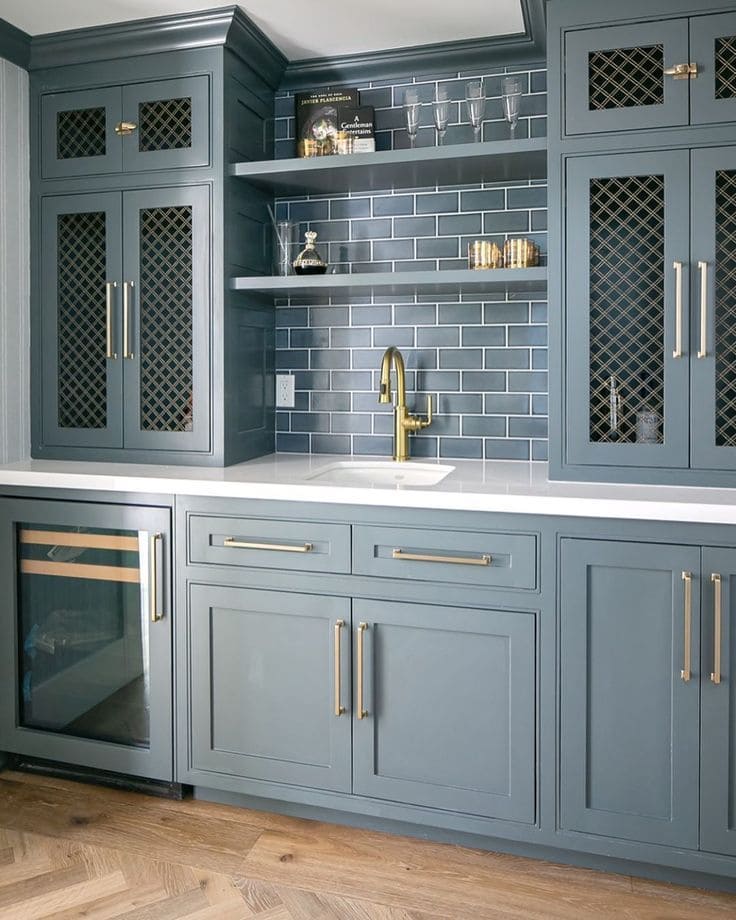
[123,281,134,359]
[357,622,368,720]
[392,548,491,566]
[711,573,722,685]
[673,261,684,359]
[698,260,708,359]
[334,620,345,716]
[150,532,164,623]
[223,537,313,553]
[105,281,117,359]
[681,571,693,682]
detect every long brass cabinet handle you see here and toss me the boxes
[334,620,345,716]
[123,281,134,359]
[681,571,693,682]
[392,548,491,566]
[150,532,164,623]
[698,260,708,359]
[357,622,368,720]
[223,537,313,553]
[105,281,117,359]
[673,261,684,359]
[711,573,722,685]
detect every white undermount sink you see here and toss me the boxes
[306,460,455,488]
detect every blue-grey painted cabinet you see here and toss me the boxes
[560,538,701,848]
[186,585,352,792]
[0,497,173,781]
[352,599,536,822]
[41,76,210,179]
[39,184,211,455]
[564,12,736,136]
[700,547,736,858]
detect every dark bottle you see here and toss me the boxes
[293,230,328,275]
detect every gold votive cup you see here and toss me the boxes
[335,131,354,155]
[503,238,539,268]
[468,240,504,270]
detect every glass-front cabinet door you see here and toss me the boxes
[690,146,736,470]
[566,151,690,469]
[0,499,172,781]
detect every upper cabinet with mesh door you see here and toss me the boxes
[563,9,736,136]
[41,76,210,178]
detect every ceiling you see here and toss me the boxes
[0,1,526,61]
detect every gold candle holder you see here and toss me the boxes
[468,240,504,270]
[503,238,540,268]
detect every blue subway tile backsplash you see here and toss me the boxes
[273,63,548,462]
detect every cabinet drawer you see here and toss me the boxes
[353,525,537,590]
[188,515,351,574]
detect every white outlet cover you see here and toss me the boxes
[276,374,295,408]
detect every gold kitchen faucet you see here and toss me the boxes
[378,346,433,462]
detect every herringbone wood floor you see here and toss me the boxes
[0,771,735,919]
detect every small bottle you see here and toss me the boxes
[293,231,328,275]
[608,375,622,442]
[635,372,661,444]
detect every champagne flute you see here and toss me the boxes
[501,76,523,138]
[432,86,450,146]
[465,79,485,143]
[404,89,421,149]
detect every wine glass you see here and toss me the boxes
[404,89,421,149]
[465,79,485,143]
[501,76,523,138]
[432,86,450,146]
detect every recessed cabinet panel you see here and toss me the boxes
[41,88,123,178]
[565,20,690,135]
[40,193,124,449]
[560,539,700,848]
[353,599,535,822]
[186,585,351,792]
[122,77,210,172]
[691,13,736,126]
[566,151,690,468]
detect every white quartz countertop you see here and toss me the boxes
[1,454,736,524]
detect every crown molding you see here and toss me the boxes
[0,18,31,70]
[281,0,546,90]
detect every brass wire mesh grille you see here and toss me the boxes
[588,45,665,110]
[715,170,736,446]
[138,97,192,152]
[138,206,193,432]
[57,107,106,160]
[589,175,665,444]
[57,211,108,430]
[715,36,736,100]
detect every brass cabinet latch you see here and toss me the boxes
[115,121,138,136]
[664,62,698,80]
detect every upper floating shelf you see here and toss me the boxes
[230,267,547,299]
[230,138,547,197]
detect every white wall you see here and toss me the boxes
[0,57,30,463]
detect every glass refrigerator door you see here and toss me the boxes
[16,523,154,749]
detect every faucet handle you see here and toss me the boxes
[420,394,433,429]
[405,395,433,432]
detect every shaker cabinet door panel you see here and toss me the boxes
[122,77,210,172]
[560,539,700,848]
[691,13,736,127]
[352,599,536,823]
[565,151,691,470]
[40,193,124,450]
[41,88,122,179]
[700,547,736,857]
[690,146,736,471]
[564,20,690,136]
[121,185,211,453]
[186,585,351,792]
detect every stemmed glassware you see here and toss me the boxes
[501,76,523,138]
[403,89,421,149]
[432,86,450,146]
[465,79,485,143]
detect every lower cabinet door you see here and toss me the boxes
[352,599,536,823]
[187,585,351,792]
[560,539,701,848]
[700,547,736,857]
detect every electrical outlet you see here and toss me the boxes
[276,374,295,408]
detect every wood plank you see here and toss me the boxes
[20,558,140,583]
[19,530,139,552]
